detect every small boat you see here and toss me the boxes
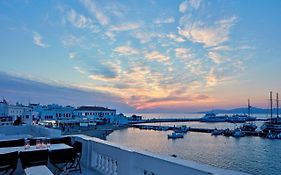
[168,132,184,139]
[232,128,245,137]
[211,128,223,136]
[223,128,233,137]
[240,122,257,131]
[174,125,189,133]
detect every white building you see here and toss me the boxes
[74,106,117,123]
[0,99,33,125]
[33,104,74,120]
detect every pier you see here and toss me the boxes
[129,117,268,124]
[131,124,263,136]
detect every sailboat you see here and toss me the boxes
[227,99,256,123]
[261,92,281,138]
[240,99,258,131]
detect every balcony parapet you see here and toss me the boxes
[71,134,250,175]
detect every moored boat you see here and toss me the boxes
[168,132,184,139]
[232,128,245,137]
[240,122,257,131]
[223,128,233,137]
[211,128,223,136]
[174,125,189,133]
[261,92,281,137]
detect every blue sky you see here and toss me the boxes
[0,0,281,113]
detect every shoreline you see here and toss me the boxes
[62,124,128,140]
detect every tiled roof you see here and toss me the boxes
[75,106,116,111]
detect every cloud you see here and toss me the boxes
[179,1,189,13]
[67,9,99,32]
[154,17,175,24]
[61,35,84,48]
[33,32,49,48]
[179,0,201,13]
[89,61,121,80]
[109,22,142,32]
[80,0,110,26]
[74,66,86,74]
[166,33,186,43]
[179,16,237,47]
[113,46,139,55]
[69,52,77,59]
[174,47,192,59]
[145,51,170,62]
[208,51,225,64]
[0,72,134,111]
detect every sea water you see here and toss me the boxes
[107,113,281,175]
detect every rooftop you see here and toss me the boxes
[75,106,116,112]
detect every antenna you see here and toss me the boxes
[277,93,279,118]
[270,91,273,123]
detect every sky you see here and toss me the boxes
[0,0,281,113]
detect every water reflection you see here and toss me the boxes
[107,124,281,175]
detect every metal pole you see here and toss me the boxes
[277,93,279,118]
[248,99,251,117]
[270,91,273,123]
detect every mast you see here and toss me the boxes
[277,93,279,118]
[270,91,273,123]
[248,99,251,117]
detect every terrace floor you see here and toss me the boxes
[14,164,102,175]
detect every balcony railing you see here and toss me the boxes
[71,135,249,175]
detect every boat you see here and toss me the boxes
[174,125,189,133]
[223,128,233,137]
[211,128,223,136]
[261,92,281,137]
[200,113,228,122]
[227,114,256,123]
[240,122,257,131]
[168,132,184,139]
[232,128,245,137]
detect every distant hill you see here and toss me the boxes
[198,107,281,114]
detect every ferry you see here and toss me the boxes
[200,113,229,122]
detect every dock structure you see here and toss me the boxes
[129,118,200,124]
[131,124,263,136]
[129,117,268,124]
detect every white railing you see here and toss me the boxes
[72,135,250,175]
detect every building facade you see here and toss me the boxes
[74,106,117,123]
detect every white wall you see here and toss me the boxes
[71,135,249,175]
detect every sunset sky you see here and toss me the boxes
[0,0,281,113]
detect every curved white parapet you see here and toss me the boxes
[71,134,250,175]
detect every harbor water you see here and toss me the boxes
[107,113,281,175]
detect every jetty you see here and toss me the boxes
[129,117,268,124]
[131,124,263,137]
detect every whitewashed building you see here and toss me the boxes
[32,104,74,120]
[0,99,33,125]
[74,106,117,123]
